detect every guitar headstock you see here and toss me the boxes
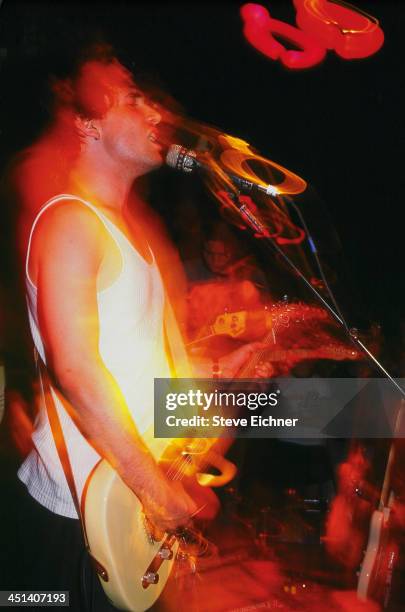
[212,311,247,338]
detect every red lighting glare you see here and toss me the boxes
[294,0,384,59]
[241,1,384,69]
[241,3,326,70]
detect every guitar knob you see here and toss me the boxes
[158,547,173,560]
[142,572,159,585]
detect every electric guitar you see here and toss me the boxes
[190,301,329,344]
[82,301,357,611]
[83,433,236,611]
[228,302,359,378]
[357,401,404,607]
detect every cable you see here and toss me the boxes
[285,195,351,335]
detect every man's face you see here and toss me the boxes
[97,74,163,175]
[203,240,233,275]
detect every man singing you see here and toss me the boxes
[10,45,264,609]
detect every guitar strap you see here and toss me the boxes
[163,298,193,378]
[35,349,89,550]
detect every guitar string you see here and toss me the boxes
[165,442,213,481]
[238,328,275,379]
[164,440,202,480]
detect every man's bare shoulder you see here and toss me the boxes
[35,198,105,235]
[29,200,109,282]
[34,199,107,244]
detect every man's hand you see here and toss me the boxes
[140,479,198,534]
[254,360,274,378]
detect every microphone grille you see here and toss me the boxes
[165,144,183,169]
[166,144,196,173]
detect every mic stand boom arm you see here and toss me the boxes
[229,191,405,399]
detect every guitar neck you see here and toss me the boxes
[236,344,318,378]
[237,330,274,378]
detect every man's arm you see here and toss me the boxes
[33,203,196,529]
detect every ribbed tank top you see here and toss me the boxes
[18,194,171,518]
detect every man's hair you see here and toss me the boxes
[47,42,133,120]
[9,42,136,217]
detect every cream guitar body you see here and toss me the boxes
[83,433,236,611]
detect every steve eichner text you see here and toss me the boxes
[165,389,280,411]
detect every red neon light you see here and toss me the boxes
[294,0,384,59]
[241,1,384,69]
[240,3,326,69]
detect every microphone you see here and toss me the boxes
[165,144,279,197]
[166,144,273,238]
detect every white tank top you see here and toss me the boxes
[18,194,171,518]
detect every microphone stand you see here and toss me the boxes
[225,190,405,399]
[220,187,404,603]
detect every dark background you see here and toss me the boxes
[0,0,403,337]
